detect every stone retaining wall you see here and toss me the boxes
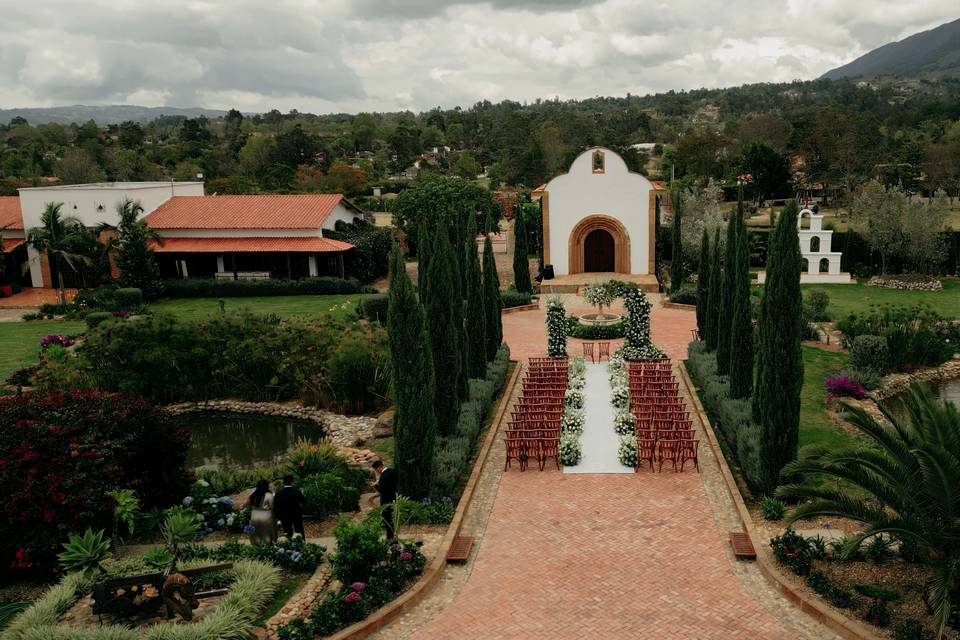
[874,359,960,401]
[165,400,376,447]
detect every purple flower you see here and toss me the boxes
[400,551,413,561]
[825,375,866,400]
[243,523,255,535]
[112,310,130,319]
[350,582,366,592]
[39,334,73,349]
[391,543,402,552]
[343,591,361,603]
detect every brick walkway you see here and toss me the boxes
[373,297,838,640]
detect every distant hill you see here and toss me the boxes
[0,105,229,126]
[821,18,960,80]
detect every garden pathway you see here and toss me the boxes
[371,297,839,640]
[563,362,632,474]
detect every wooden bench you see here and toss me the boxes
[446,536,475,562]
[729,532,757,560]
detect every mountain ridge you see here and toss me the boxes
[821,17,960,80]
[0,104,228,126]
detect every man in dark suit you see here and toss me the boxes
[372,460,398,540]
[273,475,305,537]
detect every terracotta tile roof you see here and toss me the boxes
[150,236,354,253]
[0,197,24,230]
[3,238,25,252]
[146,194,351,230]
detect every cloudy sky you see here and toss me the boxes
[0,0,956,113]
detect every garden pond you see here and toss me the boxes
[183,412,325,470]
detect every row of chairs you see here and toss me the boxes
[635,438,700,472]
[628,359,700,473]
[505,358,568,471]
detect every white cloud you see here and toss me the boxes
[0,0,955,112]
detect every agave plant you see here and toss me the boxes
[777,384,960,637]
[161,509,201,574]
[57,528,111,577]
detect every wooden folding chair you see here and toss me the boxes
[538,437,560,471]
[582,341,595,363]
[658,439,682,472]
[597,341,610,361]
[637,438,656,472]
[504,437,525,471]
[679,439,700,472]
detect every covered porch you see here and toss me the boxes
[152,236,354,280]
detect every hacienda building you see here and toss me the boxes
[2,182,362,289]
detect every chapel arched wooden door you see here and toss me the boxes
[584,228,616,272]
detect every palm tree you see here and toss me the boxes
[27,202,93,304]
[777,385,960,637]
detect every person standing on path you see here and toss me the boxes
[372,460,398,539]
[273,475,305,537]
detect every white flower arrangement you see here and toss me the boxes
[618,435,638,467]
[561,408,585,434]
[568,355,586,379]
[622,289,667,360]
[610,382,629,410]
[559,432,583,466]
[546,297,568,358]
[565,388,584,410]
[613,409,635,435]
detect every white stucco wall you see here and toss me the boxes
[18,182,204,286]
[322,202,360,231]
[544,148,652,276]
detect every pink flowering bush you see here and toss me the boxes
[825,374,867,400]
[39,334,74,349]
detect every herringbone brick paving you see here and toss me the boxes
[372,297,838,640]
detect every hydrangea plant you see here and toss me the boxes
[618,435,638,467]
[559,433,583,466]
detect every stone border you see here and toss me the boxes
[662,301,696,311]
[501,303,539,314]
[323,361,523,640]
[678,363,883,640]
[874,359,960,401]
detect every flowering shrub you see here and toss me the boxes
[618,436,637,467]
[558,433,582,465]
[0,392,189,573]
[561,409,584,434]
[183,480,245,534]
[770,529,813,576]
[39,334,73,349]
[278,519,426,639]
[825,374,867,400]
[564,388,584,411]
[621,288,666,360]
[180,535,324,572]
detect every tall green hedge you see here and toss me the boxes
[161,277,374,298]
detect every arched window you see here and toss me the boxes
[592,150,605,174]
[819,258,830,273]
[809,236,820,252]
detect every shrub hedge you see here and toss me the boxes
[0,392,190,573]
[500,290,533,309]
[160,277,376,298]
[357,294,389,324]
[324,219,392,283]
[432,344,510,499]
[668,286,697,305]
[566,316,625,339]
[686,340,762,489]
[33,312,390,413]
[837,305,958,373]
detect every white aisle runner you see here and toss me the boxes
[563,362,634,474]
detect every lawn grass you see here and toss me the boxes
[150,294,373,322]
[799,345,851,450]
[0,319,85,381]
[801,280,960,319]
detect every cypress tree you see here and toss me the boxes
[716,194,739,374]
[386,245,436,499]
[704,228,722,351]
[728,193,753,399]
[512,203,533,294]
[482,216,503,361]
[696,227,710,338]
[464,212,487,379]
[669,187,683,292]
[753,200,804,493]
[425,223,463,435]
[417,216,432,307]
